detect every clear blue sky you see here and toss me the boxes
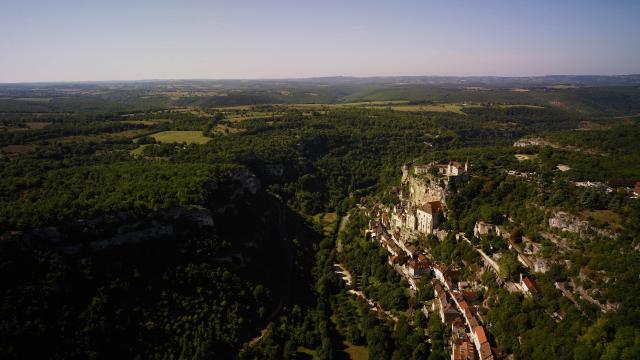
[1,0,639,82]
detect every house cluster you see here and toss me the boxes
[369,204,439,289]
[474,221,545,295]
[429,263,494,360]
[413,160,470,182]
[368,201,444,265]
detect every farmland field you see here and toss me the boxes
[150,130,211,144]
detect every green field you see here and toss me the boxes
[312,212,339,237]
[343,341,369,360]
[150,131,211,144]
[130,144,149,156]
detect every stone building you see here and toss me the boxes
[417,201,443,234]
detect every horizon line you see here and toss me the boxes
[1,73,640,85]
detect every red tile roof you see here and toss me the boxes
[522,276,539,294]
[474,326,488,344]
[479,342,493,360]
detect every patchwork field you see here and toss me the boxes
[151,130,211,144]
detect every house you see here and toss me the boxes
[388,255,399,266]
[433,263,448,285]
[471,326,494,360]
[447,161,468,177]
[520,274,540,297]
[433,281,461,323]
[417,201,443,234]
[381,212,390,228]
[442,304,461,323]
[462,290,479,302]
[380,233,401,256]
[608,178,637,188]
[433,263,458,291]
[452,338,477,360]
[451,319,466,337]
[453,292,478,328]
[479,342,493,360]
[406,207,418,230]
[414,163,432,175]
[522,239,540,255]
[534,257,549,273]
[407,257,430,277]
[403,244,418,258]
[451,324,477,360]
[413,160,469,180]
[474,221,495,238]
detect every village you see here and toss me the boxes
[344,160,554,360]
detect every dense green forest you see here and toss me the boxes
[1,81,639,359]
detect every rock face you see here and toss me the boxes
[9,206,216,254]
[403,172,448,207]
[548,211,617,238]
[230,169,260,195]
[548,212,588,233]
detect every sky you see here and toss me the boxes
[1,0,639,82]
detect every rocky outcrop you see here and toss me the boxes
[548,212,589,234]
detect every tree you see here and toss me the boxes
[498,251,521,281]
[367,325,391,360]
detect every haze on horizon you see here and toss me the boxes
[1,0,639,83]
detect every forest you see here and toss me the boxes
[1,81,639,359]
